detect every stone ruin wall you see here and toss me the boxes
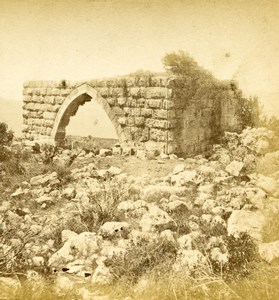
[22,76,240,156]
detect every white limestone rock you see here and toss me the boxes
[227,210,266,242]
[172,249,207,273]
[48,232,102,267]
[225,160,244,176]
[139,205,176,232]
[258,240,279,263]
[98,222,131,240]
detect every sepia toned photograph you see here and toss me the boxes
[1,0,279,299]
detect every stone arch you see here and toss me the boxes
[51,84,126,145]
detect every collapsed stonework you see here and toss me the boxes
[22,75,242,156]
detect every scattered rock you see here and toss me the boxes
[227,210,266,242]
[258,240,279,263]
[173,249,207,273]
[98,222,131,239]
[225,160,244,176]
[62,187,76,200]
[140,205,176,232]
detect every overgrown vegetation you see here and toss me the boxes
[162,50,261,133]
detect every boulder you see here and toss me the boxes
[258,240,279,263]
[107,166,122,176]
[164,200,189,213]
[61,230,78,243]
[139,205,176,232]
[178,234,193,250]
[30,172,58,186]
[170,170,198,186]
[227,210,266,242]
[62,187,76,200]
[255,174,279,197]
[173,164,185,174]
[225,160,244,176]
[99,149,112,157]
[35,195,54,205]
[48,232,102,267]
[172,249,207,273]
[98,222,131,239]
[160,230,176,243]
[91,263,113,285]
[210,247,228,265]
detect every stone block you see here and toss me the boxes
[163,100,175,110]
[52,88,61,96]
[46,88,53,96]
[140,108,153,117]
[134,117,145,127]
[118,117,126,126]
[60,88,71,96]
[113,106,125,116]
[39,88,47,96]
[113,87,124,97]
[34,103,42,111]
[112,146,122,156]
[26,88,33,95]
[131,108,141,116]
[39,127,47,135]
[137,98,146,107]
[150,128,167,142]
[30,95,38,103]
[117,97,126,106]
[43,111,56,120]
[146,118,170,129]
[153,109,168,119]
[127,117,135,126]
[46,128,52,135]
[126,98,137,107]
[107,97,115,106]
[130,87,140,98]
[98,87,109,97]
[55,96,65,104]
[123,107,131,115]
[23,95,32,103]
[44,119,54,127]
[135,127,149,141]
[125,77,136,87]
[147,99,162,109]
[49,105,60,112]
[146,87,166,99]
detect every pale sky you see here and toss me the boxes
[1,0,279,117]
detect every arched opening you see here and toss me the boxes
[66,100,118,139]
[51,84,125,148]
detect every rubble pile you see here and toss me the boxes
[1,127,279,299]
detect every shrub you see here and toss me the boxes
[224,232,258,280]
[0,122,14,161]
[80,180,126,232]
[109,239,177,283]
[40,144,58,165]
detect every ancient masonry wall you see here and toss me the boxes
[22,76,240,156]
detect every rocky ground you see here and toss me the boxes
[1,127,279,299]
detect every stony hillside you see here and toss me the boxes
[1,127,279,299]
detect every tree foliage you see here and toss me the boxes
[162,50,261,130]
[0,122,14,161]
